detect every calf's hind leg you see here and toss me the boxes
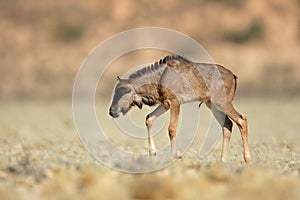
[206,102,233,162]
[226,103,251,163]
[168,100,180,159]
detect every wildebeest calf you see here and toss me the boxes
[109,55,251,163]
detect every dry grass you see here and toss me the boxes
[0,98,299,199]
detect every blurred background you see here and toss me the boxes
[1,0,299,100]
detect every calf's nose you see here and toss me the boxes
[109,107,118,118]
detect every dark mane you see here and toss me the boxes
[128,55,190,79]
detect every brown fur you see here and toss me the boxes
[109,55,251,163]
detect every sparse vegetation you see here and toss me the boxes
[207,0,247,7]
[223,20,265,44]
[54,21,85,42]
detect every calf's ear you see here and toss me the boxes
[117,76,132,85]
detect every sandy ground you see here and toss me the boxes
[0,97,299,200]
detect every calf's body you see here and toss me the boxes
[109,55,251,163]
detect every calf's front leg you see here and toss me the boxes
[145,105,167,156]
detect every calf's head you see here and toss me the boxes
[109,77,143,118]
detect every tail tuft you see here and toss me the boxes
[231,74,238,100]
[233,74,238,95]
